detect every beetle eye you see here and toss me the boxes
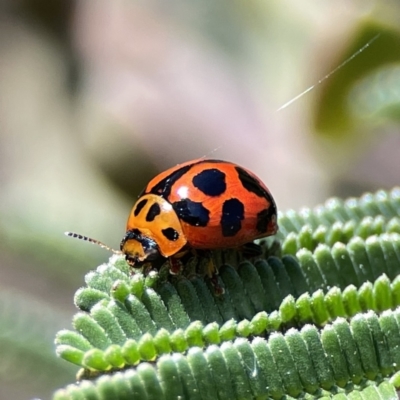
[141,237,160,260]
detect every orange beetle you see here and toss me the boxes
[120,159,278,267]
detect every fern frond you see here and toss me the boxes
[53,188,400,399]
[54,309,400,399]
[278,188,400,236]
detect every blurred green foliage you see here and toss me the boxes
[314,19,400,135]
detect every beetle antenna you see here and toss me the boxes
[65,232,123,255]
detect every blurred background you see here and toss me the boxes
[0,0,399,398]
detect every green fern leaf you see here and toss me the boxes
[53,188,400,399]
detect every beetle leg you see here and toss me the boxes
[195,250,225,296]
[168,250,189,275]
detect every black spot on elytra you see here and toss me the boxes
[173,199,210,227]
[236,167,267,198]
[256,208,274,233]
[143,159,228,198]
[162,227,180,241]
[146,165,192,198]
[192,168,226,196]
[146,203,161,222]
[221,198,245,237]
[134,199,148,216]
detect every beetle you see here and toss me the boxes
[67,159,278,273]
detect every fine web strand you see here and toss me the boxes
[199,146,222,160]
[277,34,380,112]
